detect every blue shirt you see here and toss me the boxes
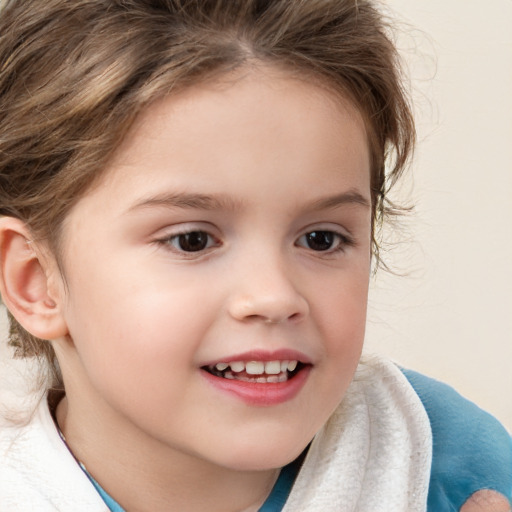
[403,369,512,511]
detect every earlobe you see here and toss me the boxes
[0,217,68,340]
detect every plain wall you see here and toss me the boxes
[365,0,512,429]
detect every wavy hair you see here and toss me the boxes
[0,0,414,385]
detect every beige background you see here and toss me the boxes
[1,1,511,429]
[365,0,512,429]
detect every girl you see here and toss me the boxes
[0,1,510,511]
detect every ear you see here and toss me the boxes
[0,217,68,340]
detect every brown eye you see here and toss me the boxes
[300,231,340,251]
[296,229,352,254]
[171,231,213,252]
[304,231,335,251]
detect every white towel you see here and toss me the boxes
[283,354,432,512]
[1,341,431,511]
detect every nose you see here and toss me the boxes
[227,256,310,325]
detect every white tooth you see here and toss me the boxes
[230,361,245,373]
[256,377,267,383]
[280,361,289,372]
[267,375,279,383]
[215,362,229,371]
[287,360,298,372]
[224,372,235,379]
[278,373,288,382]
[265,361,281,375]
[246,361,265,375]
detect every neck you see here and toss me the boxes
[55,394,279,512]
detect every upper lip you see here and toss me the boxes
[201,349,312,367]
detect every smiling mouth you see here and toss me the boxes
[202,360,307,383]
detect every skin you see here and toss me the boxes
[461,491,511,512]
[46,68,371,511]
[1,67,508,512]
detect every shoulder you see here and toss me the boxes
[0,410,57,510]
[0,395,107,511]
[401,368,512,512]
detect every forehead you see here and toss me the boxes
[104,67,368,185]
[69,66,371,224]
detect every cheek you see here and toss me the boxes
[61,264,219,386]
[296,278,368,442]
[311,265,369,402]
[317,267,370,340]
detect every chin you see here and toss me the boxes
[211,434,311,472]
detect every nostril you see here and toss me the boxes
[228,290,309,323]
[242,315,281,324]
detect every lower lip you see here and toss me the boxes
[201,366,311,406]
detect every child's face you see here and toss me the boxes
[53,67,372,471]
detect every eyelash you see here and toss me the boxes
[295,230,354,254]
[156,230,220,255]
[156,228,354,256]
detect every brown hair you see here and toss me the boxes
[0,0,414,385]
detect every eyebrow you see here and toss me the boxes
[127,189,370,214]
[308,190,371,211]
[127,193,242,213]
